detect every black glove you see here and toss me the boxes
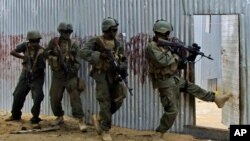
[117,62,128,79]
[192,43,200,50]
[186,43,200,62]
[119,69,128,79]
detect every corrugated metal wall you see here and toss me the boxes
[0,0,249,132]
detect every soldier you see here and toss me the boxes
[45,22,87,132]
[6,30,45,128]
[79,17,128,141]
[145,19,232,141]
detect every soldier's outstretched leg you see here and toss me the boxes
[214,92,232,108]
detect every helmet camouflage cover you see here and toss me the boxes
[27,30,42,40]
[102,17,119,32]
[153,20,173,34]
[57,22,73,32]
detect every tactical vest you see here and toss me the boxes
[48,37,78,72]
[93,36,121,71]
[147,41,179,78]
[23,43,44,72]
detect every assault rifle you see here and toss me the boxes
[96,38,133,96]
[54,38,69,76]
[153,37,213,61]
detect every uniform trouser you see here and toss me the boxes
[50,75,84,118]
[157,75,215,133]
[93,72,125,131]
[11,71,44,119]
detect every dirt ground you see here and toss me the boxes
[0,110,209,141]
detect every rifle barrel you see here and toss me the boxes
[157,38,213,60]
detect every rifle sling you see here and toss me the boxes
[25,44,44,71]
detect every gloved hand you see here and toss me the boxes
[117,62,128,79]
[186,43,200,62]
[192,43,200,49]
[172,47,187,61]
[172,47,180,54]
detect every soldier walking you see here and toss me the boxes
[6,31,45,128]
[45,22,87,132]
[79,17,128,141]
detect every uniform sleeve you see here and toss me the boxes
[72,40,82,65]
[79,37,101,64]
[145,42,176,67]
[36,48,46,70]
[15,42,27,53]
[44,39,55,58]
[117,42,128,67]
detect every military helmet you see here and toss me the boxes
[57,22,73,32]
[153,20,173,34]
[27,30,42,40]
[102,17,119,32]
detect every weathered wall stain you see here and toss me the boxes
[124,33,151,84]
[0,33,152,85]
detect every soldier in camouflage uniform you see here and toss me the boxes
[145,20,232,141]
[79,17,128,141]
[45,22,87,132]
[6,31,45,127]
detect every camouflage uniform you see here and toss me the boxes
[79,18,127,132]
[145,20,217,133]
[45,23,85,120]
[8,31,45,123]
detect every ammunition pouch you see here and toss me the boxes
[48,55,60,71]
[94,59,111,71]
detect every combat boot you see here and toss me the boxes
[214,93,232,108]
[102,131,112,141]
[92,114,102,135]
[30,117,42,124]
[50,116,64,126]
[152,132,166,141]
[5,116,21,121]
[78,117,88,132]
[30,117,42,129]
